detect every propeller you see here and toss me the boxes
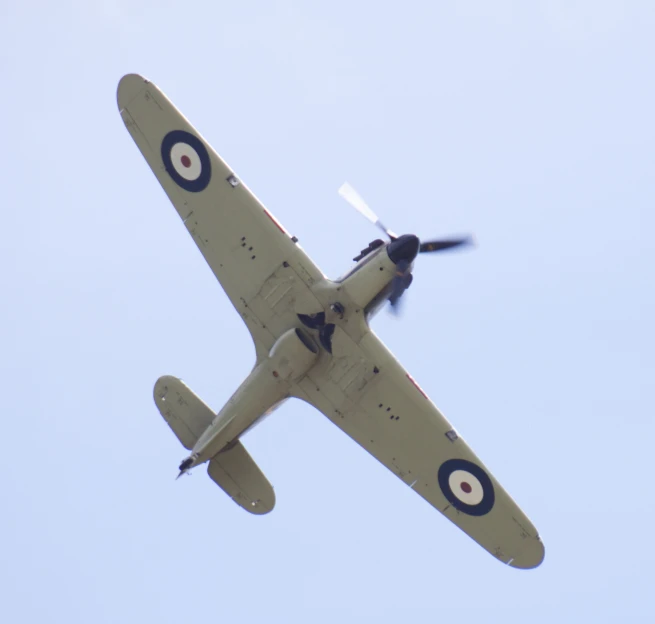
[338,182,474,313]
[338,182,397,240]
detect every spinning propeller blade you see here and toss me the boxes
[388,259,412,315]
[419,236,474,254]
[338,182,396,239]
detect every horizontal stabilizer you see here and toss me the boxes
[153,376,214,450]
[208,443,275,515]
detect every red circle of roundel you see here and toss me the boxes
[160,130,211,193]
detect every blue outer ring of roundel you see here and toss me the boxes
[437,458,495,516]
[160,130,212,193]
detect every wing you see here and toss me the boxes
[117,74,325,357]
[293,327,545,568]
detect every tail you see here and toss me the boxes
[153,376,275,514]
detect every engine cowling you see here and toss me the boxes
[267,327,319,382]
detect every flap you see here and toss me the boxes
[208,443,275,515]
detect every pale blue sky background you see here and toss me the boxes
[1,1,653,622]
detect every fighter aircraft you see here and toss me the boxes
[117,74,544,569]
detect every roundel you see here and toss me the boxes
[438,458,495,516]
[161,130,211,192]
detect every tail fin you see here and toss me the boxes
[208,443,275,514]
[153,375,214,450]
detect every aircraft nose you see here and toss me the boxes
[387,234,420,265]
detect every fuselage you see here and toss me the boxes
[178,236,419,473]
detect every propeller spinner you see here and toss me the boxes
[338,182,473,313]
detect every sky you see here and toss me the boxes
[1,1,653,622]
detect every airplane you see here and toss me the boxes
[117,73,545,569]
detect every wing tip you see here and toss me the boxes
[508,537,546,570]
[117,73,150,112]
